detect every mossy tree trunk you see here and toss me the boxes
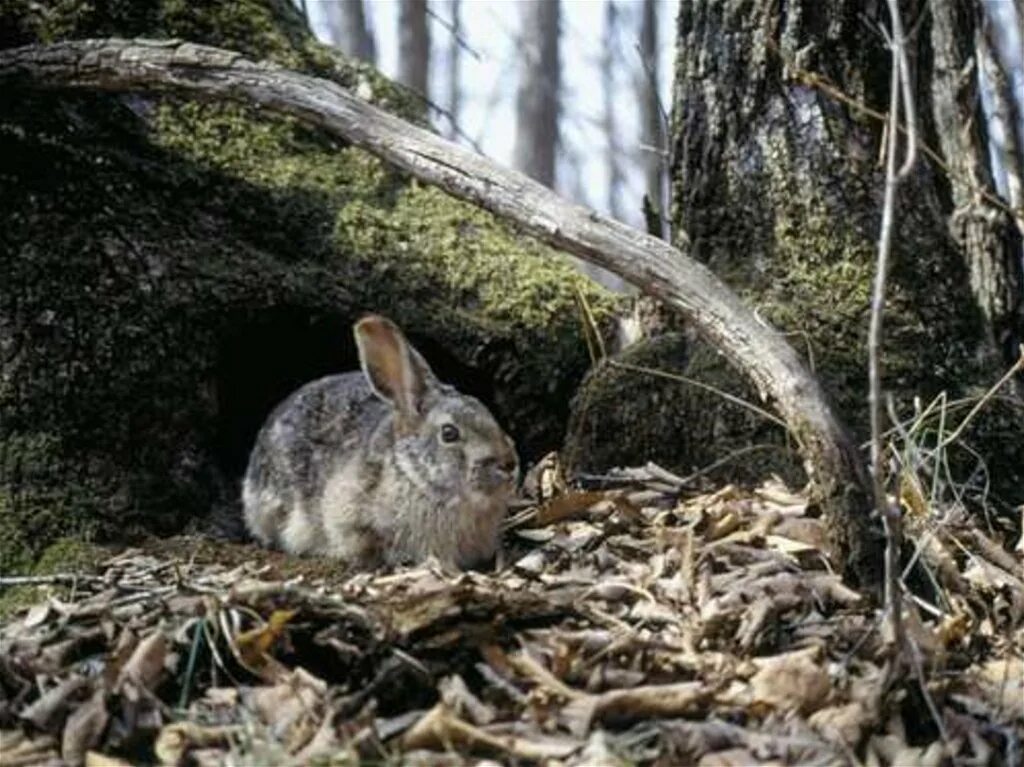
[0,1,614,572]
[671,0,1024,521]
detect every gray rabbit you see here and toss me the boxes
[242,315,518,569]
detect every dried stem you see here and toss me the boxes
[871,0,918,659]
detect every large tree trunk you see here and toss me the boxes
[513,0,560,188]
[672,0,1023,517]
[0,38,879,582]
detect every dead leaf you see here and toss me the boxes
[0,729,59,767]
[535,491,610,526]
[154,722,238,766]
[61,689,109,767]
[85,752,134,767]
[564,682,708,735]
[116,630,167,692]
[749,647,831,715]
[403,703,577,761]
[232,608,297,681]
[20,674,89,732]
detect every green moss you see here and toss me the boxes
[0,491,33,575]
[0,536,107,620]
[32,537,106,575]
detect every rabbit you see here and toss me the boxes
[242,314,519,570]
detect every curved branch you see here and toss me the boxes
[0,38,878,580]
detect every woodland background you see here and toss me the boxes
[1,1,1023,765]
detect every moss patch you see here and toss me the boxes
[0,537,109,620]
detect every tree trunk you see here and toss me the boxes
[929,0,1023,370]
[672,0,1023,517]
[323,0,376,64]
[639,0,665,237]
[0,38,879,582]
[398,0,430,98]
[513,0,560,188]
[446,0,461,141]
[601,0,623,220]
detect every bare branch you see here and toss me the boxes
[872,0,918,669]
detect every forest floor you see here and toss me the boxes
[1,469,1021,766]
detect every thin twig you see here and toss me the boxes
[0,574,105,587]
[870,0,916,660]
[425,5,482,61]
[935,345,1024,450]
[607,360,789,430]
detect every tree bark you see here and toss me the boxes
[673,0,1022,394]
[0,38,878,581]
[398,0,430,98]
[929,0,1023,371]
[513,0,560,188]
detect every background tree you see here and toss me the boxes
[638,0,666,238]
[601,0,624,221]
[321,0,376,64]
[398,0,430,98]
[446,0,461,141]
[513,0,560,188]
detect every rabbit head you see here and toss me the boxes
[354,315,519,562]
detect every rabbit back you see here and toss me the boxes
[243,373,388,563]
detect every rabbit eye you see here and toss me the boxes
[441,424,461,443]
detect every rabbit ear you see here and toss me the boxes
[354,315,435,426]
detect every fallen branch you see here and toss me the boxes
[0,38,877,581]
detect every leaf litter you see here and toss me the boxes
[0,468,1021,766]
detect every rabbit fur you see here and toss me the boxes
[242,315,518,570]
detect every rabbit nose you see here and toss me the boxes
[484,454,518,483]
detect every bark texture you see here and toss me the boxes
[0,37,878,579]
[0,3,613,572]
[671,0,1023,521]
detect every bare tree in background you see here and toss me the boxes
[323,0,376,64]
[601,0,624,220]
[399,0,430,98]
[639,0,666,238]
[514,0,560,188]
[447,0,461,141]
